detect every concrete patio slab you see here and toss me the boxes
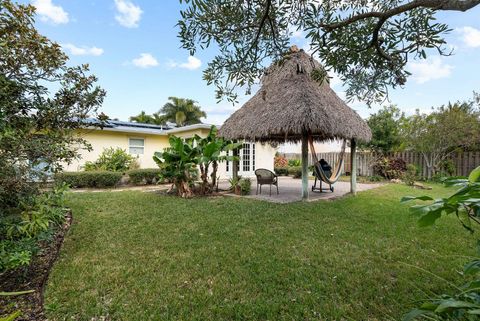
[219,176,383,204]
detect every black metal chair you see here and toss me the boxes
[255,168,279,196]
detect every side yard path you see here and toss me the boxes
[44,184,473,320]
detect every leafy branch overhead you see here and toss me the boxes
[178,0,480,105]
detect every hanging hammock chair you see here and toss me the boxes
[308,136,347,192]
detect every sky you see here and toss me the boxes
[23,0,480,125]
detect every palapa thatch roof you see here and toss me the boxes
[219,47,372,143]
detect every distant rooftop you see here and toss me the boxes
[107,120,171,131]
[82,118,213,136]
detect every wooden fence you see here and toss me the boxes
[281,151,480,178]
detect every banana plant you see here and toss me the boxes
[193,126,241,194]
[153,135,199,198]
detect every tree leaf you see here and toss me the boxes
[469,166,480,183]
[401,195,433,203]
[418,210,442,227]
[402,308,431,321]
[435,299,480,313]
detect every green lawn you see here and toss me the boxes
[45,184,475,320]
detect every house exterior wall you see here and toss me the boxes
[65,127,276,180]
[64,129,169,171]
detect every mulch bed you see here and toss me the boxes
[0,211,73,321]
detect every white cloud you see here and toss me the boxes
[291,30,303,39]
[32,0,69,24]
[408,56,453,84]
[62,44,104,56]
[132,53,159,68]
[168,56,202,70]
[114,0,142,28]
[457,26,480,48]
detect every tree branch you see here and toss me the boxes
[321,0,480,31]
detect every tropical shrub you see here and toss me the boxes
[367,175,384,182]
[55,171,123,188]
[228,176,251,195]
[194,127,241,194]
[274,155,288,168]
[403,164,418,186]
[401,166,480,320]
[274,167,289,176]
[373,157,406,179]
[84,148,138,172]
[154,126,239,198]
[0,184,68,273]
[153,136,199,198]
[288,159,301,167]
[289,166,302,179]
[238,178,251,195]
[127,169,162,185]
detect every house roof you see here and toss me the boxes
[218,47,372,143]
[83,118,214,136]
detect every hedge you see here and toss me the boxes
[55,171,123,188]
[127,168,162,185]
[274,167,289,176]
[288,166,302,179]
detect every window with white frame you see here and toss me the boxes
[242,143,250,171]
[129,138,145,155]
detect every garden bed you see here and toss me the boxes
[0,211,72,321]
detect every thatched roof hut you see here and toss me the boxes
[219,46,372,199]
[219,48,372,143]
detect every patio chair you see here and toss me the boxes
[255,168,279,196]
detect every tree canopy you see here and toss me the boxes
[129,97,207,127]
[0,0,105,209]
[178,0,480,104]
[360,105,405,154]
[402,94,480,177]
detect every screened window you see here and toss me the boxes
[129,138,144,155]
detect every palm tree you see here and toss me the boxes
[158,97,206,127]
[129,111,155,124]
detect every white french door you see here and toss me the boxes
[226,142,256,177]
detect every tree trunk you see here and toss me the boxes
[210,161,218,192]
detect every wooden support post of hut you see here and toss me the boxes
[301,133,309,199]
[350,138,357,195]
[218,46,371,200]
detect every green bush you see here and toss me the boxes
[239,178,251,195]
[127,169,162,185]
[403,164,418,186]
[84,148,138,172]
[288,166,302,179]
[274,167,289,176]
[288,159,301,167]
[55,171,123,188]
[367,175,383,182]
[0,184,68,273]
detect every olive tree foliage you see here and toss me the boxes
[0,1,106,210]
[402,94,480,178]
[178,0,480,104]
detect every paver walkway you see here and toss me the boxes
[219,176,383,203]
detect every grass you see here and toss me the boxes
[45,184,475,320]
